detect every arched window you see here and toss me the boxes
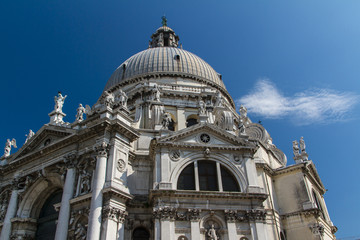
[133,227,150,240]
[177,161,240,192]
[168,119,175,131]
[35,190,62,240]
[312,190,325,219]
[177,162,195,190]
[186,118,198,127]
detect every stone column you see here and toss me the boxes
[55,153,77,240]
[101,206,127,240]
[87,142,110,240]
[117,210,127,240]
[225,210,237,240]
[216,162,223,192]
[188,209,201,240]
[247,210,268,240]
[0,181,19,240]
[154,218,161,240]
[153,206,176,240]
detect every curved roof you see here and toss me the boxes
[104,47,225,91]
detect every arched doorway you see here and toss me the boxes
[35,190,62,240]
[132,227,150,240]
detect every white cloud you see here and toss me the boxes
[236,79,359,125]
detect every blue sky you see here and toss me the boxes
[1,0,359,238]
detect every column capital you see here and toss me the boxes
[153,206,177,220]
[245,209,266,222]
[102,206,128,223]
[63,152,78,169]
[224,209,237,223]
[94,142,110,158]
[187,208,201,221]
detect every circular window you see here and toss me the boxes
[200,133,210,143]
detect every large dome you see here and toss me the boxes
[104,47,225,91]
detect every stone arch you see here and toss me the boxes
[170,153,247,191]
[186,114,199,127]
[17,173,62,219]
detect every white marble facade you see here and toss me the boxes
[0,23,337,240]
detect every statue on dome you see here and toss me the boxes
[118,89,128,108]
[161,112,172,129]
[54,91,67,113]
[292,140,300,157]
[25,129,35,144]
[76,104,86,122]
[101,91,115,107]
[215,91,224,107]
[239,105,247,119]
[199,100,206,115]
[152,84,161,102]
[161,16,167,27]
[300,136,306,153]
[238,118,246,136]
[4,139,17,157]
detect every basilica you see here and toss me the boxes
[0,21,337,240]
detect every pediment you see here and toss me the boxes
[156,123,257,149]
[12,125,75,159]
[305,162,326,192]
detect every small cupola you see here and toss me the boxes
[149,17,180,48]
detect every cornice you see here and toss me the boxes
[150,190,268,201]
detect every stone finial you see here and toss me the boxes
[4,138,17,157]
[161,16,167,27]
[25,129,35,144]
[76,104,86,122]
[293,137,309,163]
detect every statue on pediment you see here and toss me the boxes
[76,104,86,122]
[4,138,17,157]
[25,129,35,144]
[54,91,67,113]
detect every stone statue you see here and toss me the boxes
[292,140,300,157]
[215,91,223,107]
[25,129,35,144]
[152,84,161,102]
[199,100,206,115]
[54,91,67,112]
[4,139,17,157]
[76,104,86,122]
[161,112,172,129]
[238,118,246,135]
[300,136,306,153]
[207,224,219,240]
[102,91,114,107]
[79,169,91,195]
[118,89,128,108]
[74,223,87,240]
[239,105,247,119]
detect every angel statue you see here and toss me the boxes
[25,129,35,143]
[76,104,86,122]
[292,140,300,157]
[152,84,161,102]
[4,139,17,157]
[54,91,67,112]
